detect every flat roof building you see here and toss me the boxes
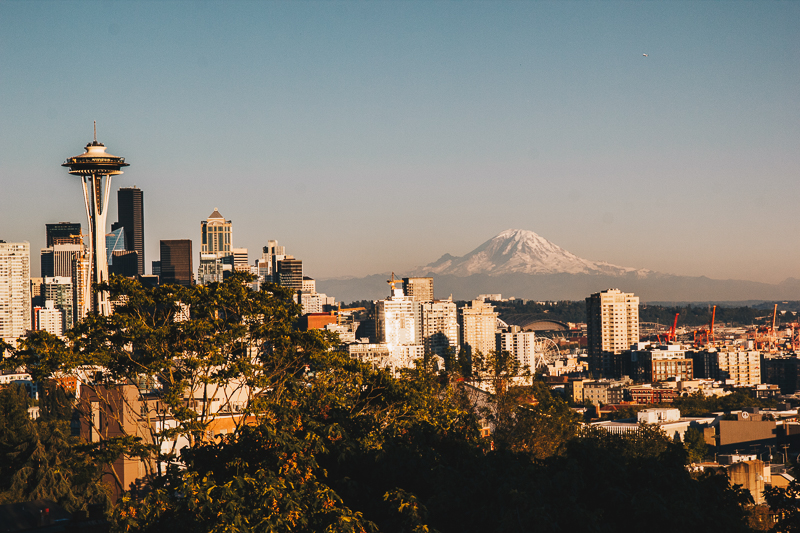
[160,240,193,287]
[586,289,639,378]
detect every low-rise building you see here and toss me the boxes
[629,342,694,382]
[591,408,716,442]
[628,385,678,404]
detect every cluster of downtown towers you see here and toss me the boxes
[1,186,319,343]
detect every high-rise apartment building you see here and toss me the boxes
[45,222,82,247]
[160,240,193,287]
[0,241,31,343]
[200,208,232,259]
[114,187,144,275]
[586,289,640,378]
[302,277,316,293]
[402,277,434,302]
[43,276,74,331]
[459,299,498,359]
[376,285,424,368]
[496,326,537,372]
[421,298,459,357]
[717,349,761,387]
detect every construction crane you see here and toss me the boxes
[770,303,778,352]
[667,313,679,343]
[387,272,402,292]
[710,305,716,346]
[692,305,717,348]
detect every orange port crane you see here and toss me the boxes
[667,313,679,343]
[692,305,717,348]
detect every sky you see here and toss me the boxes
[1,1,798,284]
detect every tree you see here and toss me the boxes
[0,384,109,512]
[764,479,800,533]
[492,380,581,460]
[3,273,327,494]
[683,427,709,464]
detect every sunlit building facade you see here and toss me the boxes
[0,241,31,343]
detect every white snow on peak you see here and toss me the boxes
[415,229,650,277]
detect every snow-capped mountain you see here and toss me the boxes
[413,229,652,277]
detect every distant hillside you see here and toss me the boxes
[317,272,800,304]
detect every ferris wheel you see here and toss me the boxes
[532,337,561,371]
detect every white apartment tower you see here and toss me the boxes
[43,276,74,331]
[586,288,640,378]
[459,299,499,359]
[421,298,459,358]
[35,301,65,337]
[376,285,424,369]
[496,326,537,373]
[0,241,31,344]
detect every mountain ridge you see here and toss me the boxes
[410,229,652,277]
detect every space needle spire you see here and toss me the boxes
[62,125,129,316]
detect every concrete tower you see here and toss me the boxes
[62,124,129,315]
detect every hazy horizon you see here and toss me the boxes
[2,2,798,284]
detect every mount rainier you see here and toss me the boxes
[317,229,800,302]
[412,229,651,277]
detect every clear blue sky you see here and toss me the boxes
[1,1,798,283]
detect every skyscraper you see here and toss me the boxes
[62,126,129,315]
[160,240,193,287]
[109,250,139,277]
[45,222,82,247]
[276,256,303,290]
[258,240,286,283]
[115,186,144,275]
[106,227,126,265]
[0,241,31,344]
[40,243,83,279]
[586,289,640,378]
[200,208,232,259]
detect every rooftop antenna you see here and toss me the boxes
[93,120,97,143]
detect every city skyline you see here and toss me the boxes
[1,2,798,284]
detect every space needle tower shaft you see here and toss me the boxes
[62,123,129,316]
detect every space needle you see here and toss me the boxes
[62,123,129,315]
